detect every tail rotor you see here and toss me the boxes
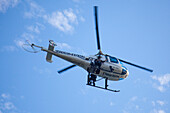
[22,40,40,53]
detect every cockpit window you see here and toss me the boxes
[120,61,127,69]
[109,56,118,63]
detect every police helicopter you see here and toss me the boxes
[23,6,153,92]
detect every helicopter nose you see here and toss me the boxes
[126,70,129,77]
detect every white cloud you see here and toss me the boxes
[135,105,139,109]
[14,39,25,47]
[64,8,78,24]
[27,23,45,34]
[15,23,45,49]
[110,102,115,106]
[157,100,165,106]
[56,42,71,49]
[0,93,16,112]
[24,1,44,18]
[130,96,137,101]
[14,25,44,50]
[152,100,165,107]
[44,8,78,32]
[80,16,85,22]
[122,110,128,113]
[27,25,40,34]
[122,96,142,113]
[0,0,19,13]
[44,12,72,32]
[0,93,31,113]
[157,86,165,92]
[21,32,35,40]
[24,1,81,33]
[151,109,165,113]
[4,102,16,110]
[151,74,170,85]
[158,110,165,113]
[151,74,170,92]
[152,84,165,92]
[13,1,83,52]
[1,45,17,52]
[14,38,38,53]
[1,93,10,99]
[33,67,52,75]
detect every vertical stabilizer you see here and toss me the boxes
[46,40,56,63]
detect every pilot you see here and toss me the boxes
[94,56,102,74]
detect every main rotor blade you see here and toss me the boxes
[119,59,153,72]
[58,65,76,74]
[94,6,101,50]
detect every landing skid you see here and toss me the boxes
[87,73,120,92]
[87,84,120,92]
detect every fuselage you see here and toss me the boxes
[42,48,129,81]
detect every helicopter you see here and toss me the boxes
[23,6,153,92]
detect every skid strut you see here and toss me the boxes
[87,73,90,85]
[105,78,108,89]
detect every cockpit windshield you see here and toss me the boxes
[109,56,119,63]
[120,61,127,69]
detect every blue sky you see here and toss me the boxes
[0,0,170,113]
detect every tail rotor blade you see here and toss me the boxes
[119,59,153,72]
[58,65,76,74]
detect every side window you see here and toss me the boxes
[109,56,118,63]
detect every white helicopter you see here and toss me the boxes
[23,6,153,92]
